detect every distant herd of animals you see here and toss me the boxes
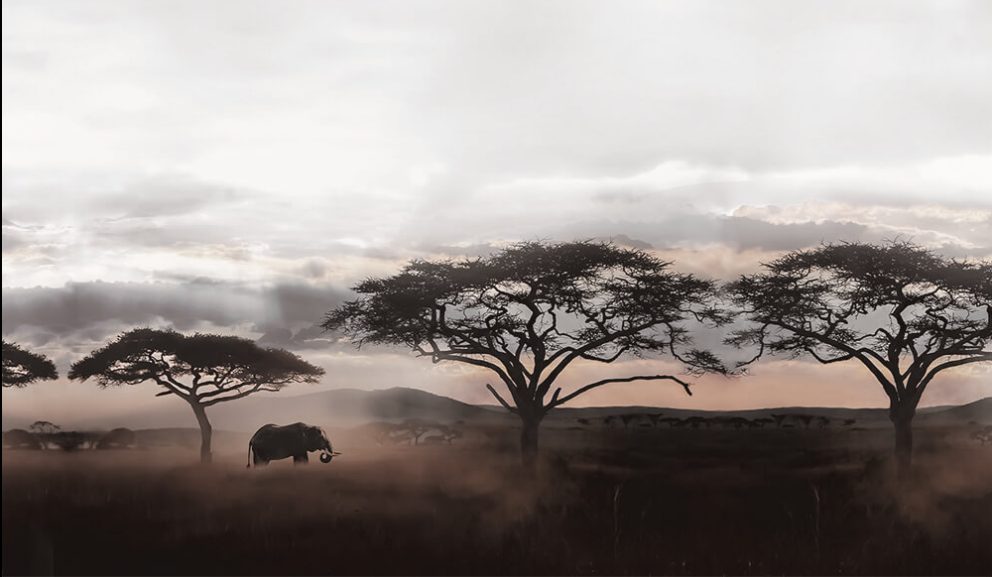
[578,413,992,443]
[578,413,858,430]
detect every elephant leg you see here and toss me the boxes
[253,454,269,467]
[293,453,309,465]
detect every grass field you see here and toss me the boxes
[3,424,991,575]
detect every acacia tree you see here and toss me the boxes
[323,241,725,469]
[29,421,61,434]
[728,242,991,475]
[2,341,58,387]
[69,328,324,463]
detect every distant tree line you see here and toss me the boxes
[2,421,138,451]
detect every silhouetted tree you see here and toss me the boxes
[3,429,42,450]
[729,241,991,476]
[97,427,137,449]
[50,431,86,452]
[2,341,58,387]
[69,328,324,463]
[323,241,724,471]
[797,414,814,429]
[29,421,61,434]
[398,419,436,445]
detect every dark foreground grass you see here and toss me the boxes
[3,426,991,575]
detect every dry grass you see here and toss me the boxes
[3,425,991,575]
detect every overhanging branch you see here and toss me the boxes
[548,374,692,409]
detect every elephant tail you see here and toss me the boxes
[246,441,254,468]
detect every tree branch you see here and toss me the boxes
[916,352,992,396]
[548,374,692,409]
[486,383,518,414]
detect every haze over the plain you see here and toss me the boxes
[3,0,990,422]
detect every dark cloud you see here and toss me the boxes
[719,217,871,251]
[1,279,350,347]
[256,324,337,350]
[560,215,874,252]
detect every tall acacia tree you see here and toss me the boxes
[70,328,324,463]
[2,340,58,387]
[323,241,725,469]
[728,242,991,475]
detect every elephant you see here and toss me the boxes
[247,422,340,467]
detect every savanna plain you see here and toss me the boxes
[3,421,991,576]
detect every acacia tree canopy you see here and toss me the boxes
[727,241,991,471]
[2,340,58,387]
[729,241,990,402]
[323,241,726,464]
[69,328,325,406]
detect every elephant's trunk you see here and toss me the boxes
[319,439,340,463]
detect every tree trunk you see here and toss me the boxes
[889,402,915,479]
[520,414,541,474]
[190,402,213,464]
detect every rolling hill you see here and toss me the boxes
[119,387,507,432]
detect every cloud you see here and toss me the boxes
[1,279,350,348]
[1,173,250,222]
[561,215,874,256]
[97,178,245,219]
[2,0,990,412]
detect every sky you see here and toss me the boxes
[3,0,991,425]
